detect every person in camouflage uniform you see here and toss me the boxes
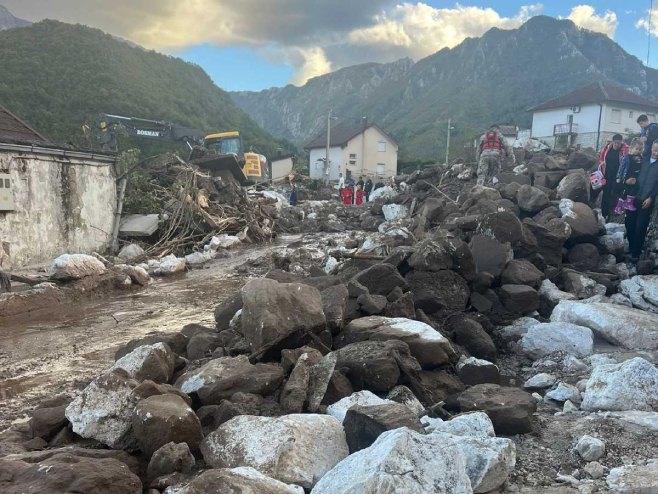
[475,125,514,186]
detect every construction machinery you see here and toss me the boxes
[94,113,268,185]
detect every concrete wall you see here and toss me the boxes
[271,156,293,181]
[309,147,343,181]
[343,126,398,180]
[0,148,117,268]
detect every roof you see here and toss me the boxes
[305,122,398,149]
[0,105,48,143]
[530,81,658,112]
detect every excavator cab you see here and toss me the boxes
[204,131,268,183]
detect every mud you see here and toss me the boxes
[0,236,299,430]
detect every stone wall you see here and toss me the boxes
[0,147,117,268]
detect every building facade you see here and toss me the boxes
[306,122,398,181]
[530,82,658,151]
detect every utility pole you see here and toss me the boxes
[445,118,454,165]
[325,109,332,185]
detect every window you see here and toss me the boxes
[377,163,385,176]
[349,153,357,166]
[378,141,386,152]
[611,109,621,124]
[349,153,357,159]
[629,111,634,119]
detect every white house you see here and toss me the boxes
[530,81,658,151]
[305,120,398,181]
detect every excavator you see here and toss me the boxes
[94,113,268,185]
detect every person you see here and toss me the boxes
[615,139,643,214]
[345,175,355,188]
[338,172,345,201]
[289,182,298,206]
[625,140,658,260]
[356,176,365,189]
[638,114,658,160]
[475,125,514,186]
[364,176,373,202]
[355,185,365,205]
[341,185,353,205]
[597,134,628,220]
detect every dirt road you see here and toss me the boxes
[0,237,296,430]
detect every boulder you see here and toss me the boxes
[307,352,338,412]
[29,403,68,441]
[321,284,349,332]
[354,263,408,296]
[452,318,497,362]
[200,414,348,489]
[563,270,607,299]
[336,316,456,368]
[48,253,107,280]
[408,239,453,271]
[147,442,195,483]
[333,340,415,392]
[387,385,425,416]
[384,292,416,319]
[406,270,470,313]
[523,217,571,267]
[115,332,188,360]
[469,235,513,278]
[357,293,387,315]
[176,355,284,405]
[186,332,223,360]
[343,402,424,453]
[534,171,565,189]
[422,412,495,438]
[581,357,658,411]
[132,394,203,456]
[545,382,581,404]
[457,384,537,435]
[110,343,175,383]
[154,254,186,276]
[620,275,658,313]
[575,435,605,461]
[519,322,594,358]
[327,390,396,423]
[382,203,409,221]
[567,243,600,271]
[523,373,557,389]
[538,279,577,317]
[499,285,539,314]
[559,200,599,243]
[556,172,589,203]
[496,317,539,344]
[599,232,625,255]
[117,243,145,261]
[456,357,500,386]
[0,453,142,494]
[606,462,658,493]
[115,264,151,286]
[550,301,658,350]
[176,467,303,494]
[516,185,549,213]
[311,427,472,494]
[214,292,243,330]
[501,259,544,288]
[280,350,322,413]
[566,151,596,171]
[241,278,326,352]
[419,370,465,403]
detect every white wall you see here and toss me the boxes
[532,104,602,141]
[600,103,657,135]
[0,149,117,268]
[343,126,398,180]
[271,156,293,181]
[309,147,343,180]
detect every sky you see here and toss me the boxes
[3,1,658,91]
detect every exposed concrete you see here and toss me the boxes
[0,148,116,268]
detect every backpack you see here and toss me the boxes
[482,130,501,151]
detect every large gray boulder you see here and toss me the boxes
[519,322,594,359]
[176,355,284,405]
[48,253,107,280]
[241,278,326,352]
[354,263,408,296]
[501,259,544,289]
[582,357,658,412]
[538,279,577,317]
[469,235,513,278]
[406,270,470,313]
[310,427,473,494]
[336,316,456,368]
[327,390,396,424]
[176,467,304,494]
[408,238,453,271]
[557,172,589,203]
[201,414,348,489]
[110,343,175,383]
[516,185,549,213]
[559,200,599,243]
[551,301,658,350]
[620,275,658,313]
[606,462,658,493]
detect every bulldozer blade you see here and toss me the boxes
[189,153,250,185]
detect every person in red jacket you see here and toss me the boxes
[355,185,365,205]
[341,186,353,205]
[597,134,629,219]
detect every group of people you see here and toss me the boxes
[595,114,658,260]
[338,173,377,205]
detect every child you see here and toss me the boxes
[615,140,643,214]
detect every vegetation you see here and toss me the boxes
[0,20,296,158]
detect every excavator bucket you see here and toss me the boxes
[189,153,251,186]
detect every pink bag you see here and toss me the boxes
[590,164,606,190]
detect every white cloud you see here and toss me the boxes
[287,47,333,86]
[636,9,658,37]
[567,4,617,37]
[347,3,543,60]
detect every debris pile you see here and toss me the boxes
[4,145,658,492]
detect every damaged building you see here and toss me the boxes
[0,105,117,269]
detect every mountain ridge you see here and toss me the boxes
[0,5,30,30]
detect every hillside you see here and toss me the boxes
[0,5,29,30]
[0,20,293,156]
[231,16,658,162]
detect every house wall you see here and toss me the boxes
[309,147,343,180]
[271,156,294,181]
[600,103,656,137]
[343,126,398,180]
[0,149,117,268]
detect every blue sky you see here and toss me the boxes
[4,1,657,91]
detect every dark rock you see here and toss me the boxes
[115,332,187,360]
[567,151,597,171]
[186,332,222,361]
[561,201,599,243]
[321,284,349,334]
[457,384,537,434]
[217,329,249,355]
[419,370,465,403]
[280,349,322,413]
[497,173,531,185]
[469,235,512,278]
[516,185,549,213]
[386,286,404,302]
[321,371,354,406]
[357,293,388,315]
[451,318,497,362]
[384,292,416,319]
[523,218,570,266]
[29,404,67,441]
[499,182,522,201]
[501,259,544,288]
[408,238,452,271]
[347,279,369,298]
[448,238,477,282]
[496,199,520,217]
[180,323,215,339]
[265,269,343,291]
[567,243,600,271]
[147,442,195,484]
[133,380,193,406]
[22,437,47,451]
[499,284,539,314]
[406,270,470,313]
[354,263,408,296]
[457,358,500,385]
[132,394,203,456]
[343,403,424,453]
[472,272,495,293]
[214,293,243,331]
[241,278,326,352]
[470,292,493,313]
[280,346,317,373]
[637,259,654,275]
[534,171,566,189]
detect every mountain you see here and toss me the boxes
[231,16,658,162]
[0,20,293,157]
[0,5,30,30]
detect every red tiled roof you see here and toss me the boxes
[0,105,48,143]
[530,81,658,112]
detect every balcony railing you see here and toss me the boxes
[553,123,578,136]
